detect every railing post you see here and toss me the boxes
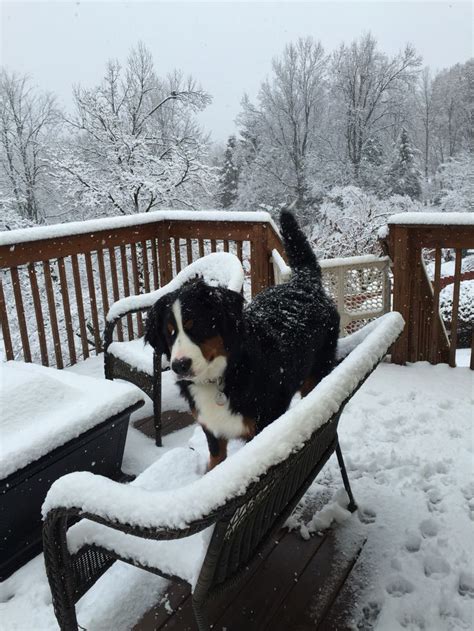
[390,225,411,365]
[250,223,269,297]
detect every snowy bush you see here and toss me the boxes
[439,279,474,348]
[311,186,423,258]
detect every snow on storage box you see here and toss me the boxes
[0,361,144,479]
[0,361,145,579]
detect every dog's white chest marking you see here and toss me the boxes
[190,383,247,439]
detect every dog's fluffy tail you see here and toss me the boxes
[279,209,321,277]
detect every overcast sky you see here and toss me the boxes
[1,1,472,142]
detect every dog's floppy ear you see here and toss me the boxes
[145,295,171,358]
[216,287,244,340]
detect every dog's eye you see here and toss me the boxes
[167,322,175,336]
[184,320,193,331]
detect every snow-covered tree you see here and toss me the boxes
[331,34,421,182]
[386,128,422,199]
[53,43,216,217]
[0,70,58,223]
[435,152,473,213]
[431,60,472,163]
[218,135,239,208]
[235,37,327,213]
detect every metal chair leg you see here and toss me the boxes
[153,354,162,447]
[336,441,357,512]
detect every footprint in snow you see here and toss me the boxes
[426,488,445,513]
[399,611,426,630]
[358,506,377,524]
[419,518,439,538]
[461,483,474,501]
[386,575,415,597]
[423,554,450,579]
[364,388,379,397]
[458,570,474,598]
[356,600,381,630]
[404,531,422,553]
[437,399,454,410]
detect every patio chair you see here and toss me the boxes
[103,252,245,446]
[43,312,404,631]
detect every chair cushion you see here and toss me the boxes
[66,445,212,588]
[108,339,169,376]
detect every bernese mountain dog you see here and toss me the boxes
[145,210,340,470]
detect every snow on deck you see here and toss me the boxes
[0,358,472,629]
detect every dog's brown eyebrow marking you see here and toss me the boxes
[199,335,227,361]
[184,319,193,330]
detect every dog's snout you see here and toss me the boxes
[172,357,192,376]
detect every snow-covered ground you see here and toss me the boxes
[1,359,472,630]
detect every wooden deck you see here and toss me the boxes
[131,412,368,631]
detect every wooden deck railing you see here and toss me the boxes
[385,216,474,369]
[0,211,285,368]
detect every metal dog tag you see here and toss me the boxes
[215,390,227,406]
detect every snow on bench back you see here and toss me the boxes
[43,312,404,530]
[0,362,144,480]
[106,252,245,321]
[0,209,278,248]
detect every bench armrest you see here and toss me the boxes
[43,471,218,542]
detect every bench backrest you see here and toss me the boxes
[194,410,342,598]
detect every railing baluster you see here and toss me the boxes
[141,241,150,293]
[28,262,49,366]
[449,248,462,368]
[237,241,243,262]
[96,249,110,315]
[11,267,32,363]
[210,238,217,253]
[223,239,230,253]
[57,257,77,366]
[0,274,14,360]
[151,239,159,289]
[71,254,89,359]
[107,247,123,341]
[84,252,102,353]
[198,239,205,258]
[120,245,134,340]
[42,260,63,368]
[174,238,182,274]
[186,239,193,265]
[157,225,173,287]
[130,242,143,336]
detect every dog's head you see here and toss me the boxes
[145,278,244,383]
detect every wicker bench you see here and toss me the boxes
[43,312,404,631]
[103,252,244,446]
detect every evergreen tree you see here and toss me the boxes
[360,136,384,192]
[386,128,422,199]
[218,135,239,208]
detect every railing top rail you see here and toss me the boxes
[387,212,474,226]
[320,254,390,270]
[0,210,279,249]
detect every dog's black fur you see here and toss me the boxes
[145,210,339,463]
